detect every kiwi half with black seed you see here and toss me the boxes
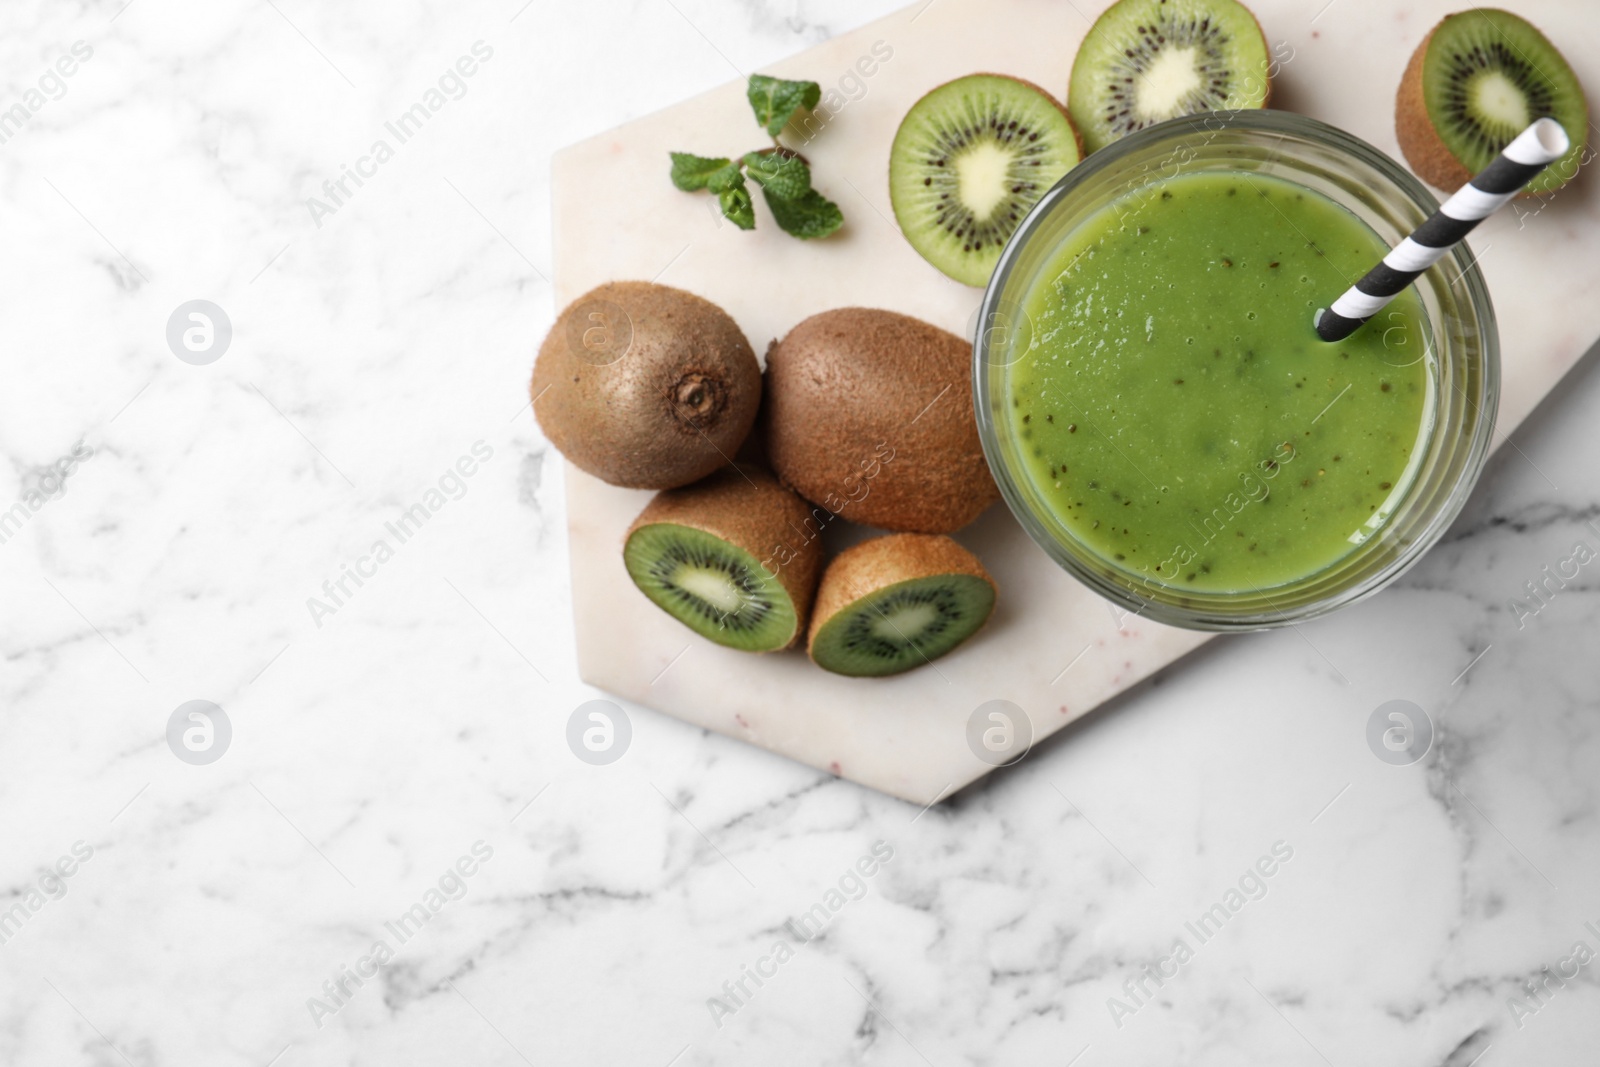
[808,534,996,678]
[889,74,1082,287]
[624,467,820,652]
[1068,0,1271,155]
[1397,8,1587,197]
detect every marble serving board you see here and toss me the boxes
[550,0,1600,804]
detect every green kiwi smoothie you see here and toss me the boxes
[1008,170,1431,593]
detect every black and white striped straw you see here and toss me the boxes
[1314,118,1570,343]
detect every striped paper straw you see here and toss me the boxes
[1315,118,1570,343]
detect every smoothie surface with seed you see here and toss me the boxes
[1008,170,1431,593]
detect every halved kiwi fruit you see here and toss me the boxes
[532,281,760,490]
[1068,0,1272,155]
[1397,8,1587,197]
[808,534,996,678]
[624,466,821,652]
[889,74,1083,287]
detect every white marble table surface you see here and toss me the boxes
[2,0,1598,1064]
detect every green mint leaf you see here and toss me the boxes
[762,187,842,239]
[706,162,746,194]
[669,152,734,191]
[720,183,756,230]
[747,74,822,138]
[742,151,811,200]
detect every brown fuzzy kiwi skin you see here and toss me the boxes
[762,308,1000,534]
[806,533,995,657]
[625,466,822,649]
[1396,25,1475,196]
[532,281,761,489]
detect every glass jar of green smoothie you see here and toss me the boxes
[975,111,1498,631]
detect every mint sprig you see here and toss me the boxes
[747,74,821,138]
[719,183,756,231]
[669,153,733,192]
[668,74,843,240]
[760,187,842,239]
[743,151,810,200]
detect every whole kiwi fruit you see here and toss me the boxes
[533,281,761,489]
[762,308,999,534]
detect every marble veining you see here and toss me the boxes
[0,0,1596,1064]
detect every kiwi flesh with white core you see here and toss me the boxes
[624,466,821,652]
[762,308,1000,534]
[889,73,1083,287]
[1069,0,1271,155]
[808,534,997,678]
[1397,8,1588,197]
[532,281,761,490]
